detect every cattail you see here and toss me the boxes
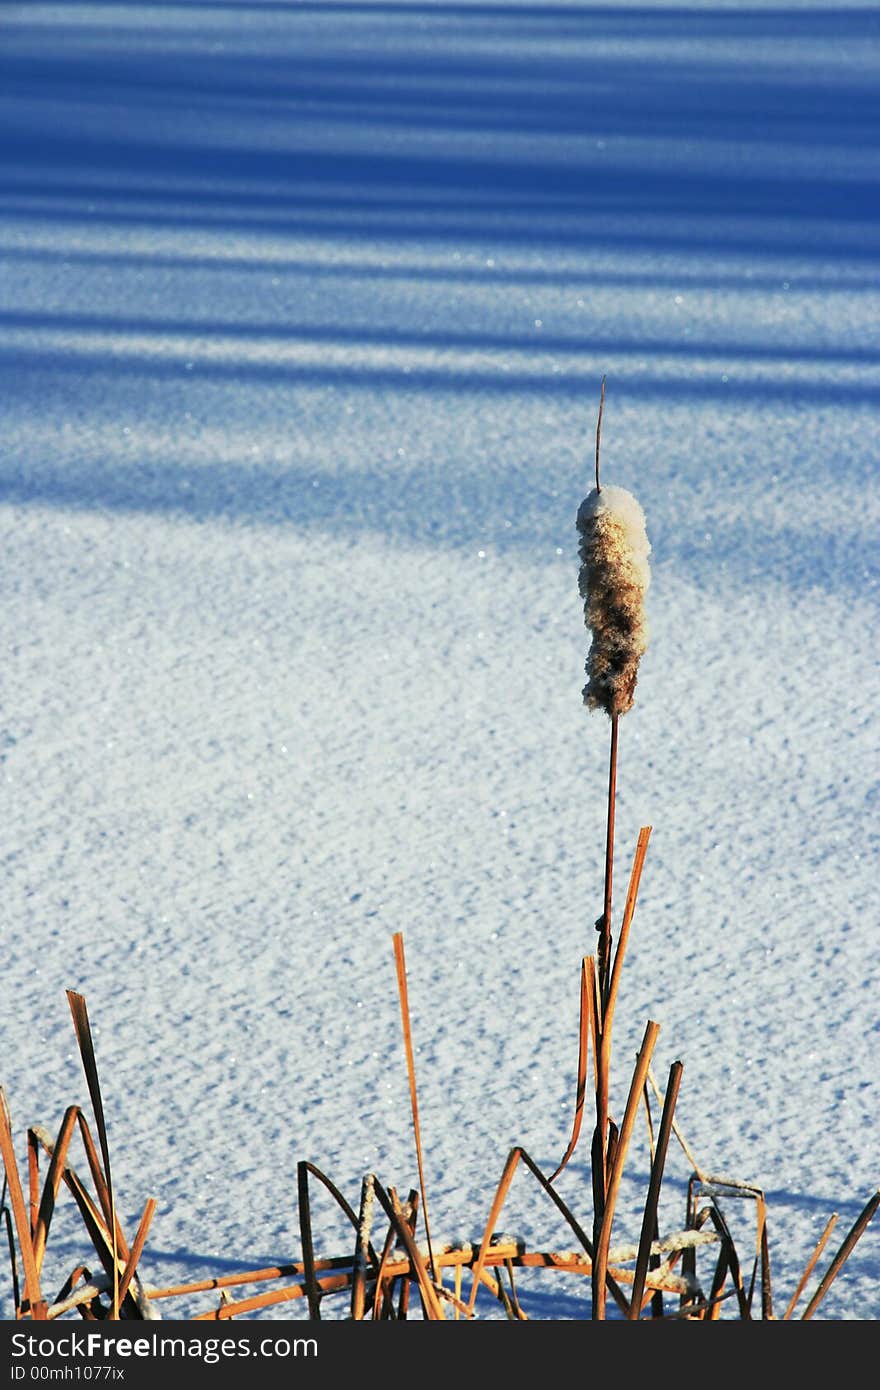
[576,484,650,718]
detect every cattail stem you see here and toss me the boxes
[599,713,618,1007]
[593,712,619,1317]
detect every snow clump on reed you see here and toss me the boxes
[576,484,651,718]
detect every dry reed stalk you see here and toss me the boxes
[0,1089,43,1317]
[591,1019,660,1319]
[115,1198,155,1311]
[549,956,593,1183]
[396,1189,419,1319]
[503,1259,527,1320]
[66,991,119,1319]
[628,1059,683,1317]
[31,1106,79,1273]
[466,1145,629,1319]
[192,1271,353,1320]
[491,1264,519,1319]
[146,1259,323,1301]
[691,1198,751,1320]
[392,932,437,1284]
[297,1162,321,1319]
[299,1160,369,1241]
[371,1223,401,1320]
[464,1147,522,1317]
[71,1112,132,1271]
[27,1129,40,1237]
[376,1181,444,1320]
[1,1179,20,1314]
[351,1173,375,1320]
[781,1212,838,1319]
[642,1082,657,1159]
[800,1190,880,1320]
[603,826,652,1058]
[759,1218,773,1320]
[592,826,652,1241]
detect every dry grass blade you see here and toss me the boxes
[396,1190,419,1319]
[592,1020,659,1319]
[629,1059,683,1317]
[693,1201,750,1320]
[489,1262,519,1320]
[297,1161,321,1320]
[604,826,652,1047]
[371,1223,401,1321]
[392,932,437,1283]
[755,1195,771,1320]
[704,1238,732,1321]
[503,1258,528,1320]
[0,1089,42,1316]
[781,1212,838,1320]
[31,1107,79,1273]
[466,1147,520,1317]
[548,957,593,1183]
[800,1190,880,1321]
[115,1198,156,1311]
[66,991,119,1318]
[71,1113,119,1249]
[642,1080,656,1163]
[27,1130,40,1237]
[1,1176,22,1313]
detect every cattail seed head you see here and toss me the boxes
[576,484,651,718]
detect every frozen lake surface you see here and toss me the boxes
[1,0,878,1319]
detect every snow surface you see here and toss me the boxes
[1,0,878,1320]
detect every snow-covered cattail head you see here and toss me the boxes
[576,484,650,718]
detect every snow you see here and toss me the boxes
[1,0,878,1320]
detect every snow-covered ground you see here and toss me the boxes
[1,0,877,1319]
